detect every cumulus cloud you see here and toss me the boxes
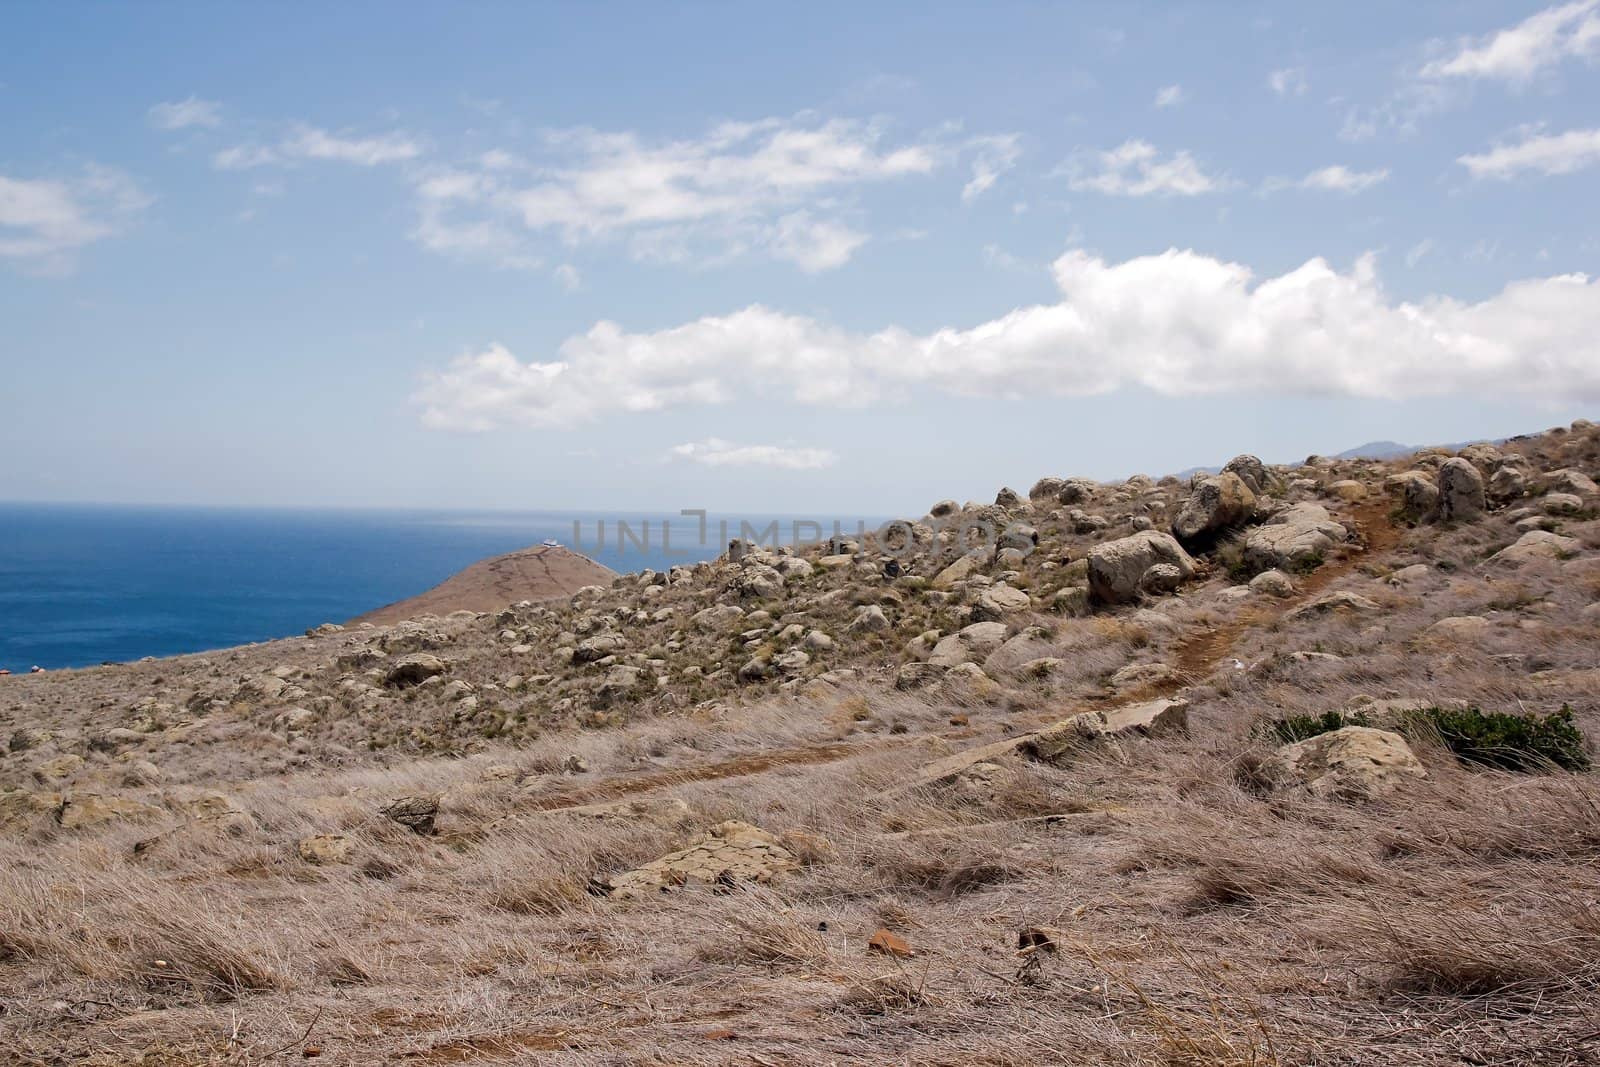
[0,165,151,274]
[414,247,1600,430]
[213,124,421,170]
[1153,84,1187,108]
[1062,140,1225,197]
[1420,0,1600,83]
[411,115,1008,270]
[668,439,838,470]
[1459,126,1600,178]
[1265,164,1390,194]
[148,96,222,130]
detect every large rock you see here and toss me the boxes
[605,821,799,900]
[384,653,449,688]
[1389,471,1440,521]
[730,562,784,599]
[1087,532,1196,606]
[972,583,1031,620]
[1222,454,1276,495]
[1261,727,1425,799]
[1021,698,1190,763]
[928,621,1009,667]
[1489,530,1579,568]
[1435,458,1486,522]
[691,604,744,633]
[1243,502,1347,572]
[1171,472,1255,545]
[931,554,980,590]
[1542,468,1599,497]
[58,793,161,830]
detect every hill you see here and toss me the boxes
[3,419,1599,1063]
[351,543,615,625]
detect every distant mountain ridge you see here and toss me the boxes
[352,543,615,625]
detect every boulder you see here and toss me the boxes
[380,794,439,835]
[1545,493,1585,516]
[931,554,981,590]
[928,621,1009,667]
[572,633,627,663]
[1248,569,1295,598]
[1435,458,1486,522]
[1488,530,1578,568]
[972,583,1031,620]
[1243,502,1347,572]
[1222,454,1275,495]
[1542,469,1599,497]
[691,605,745,633]
[1021,698,1189,762]
[384,653,448,688]
[1389,471,1440,521]
[1171,472,1256,545]
[58,793,161,830]
[1029,477,1067,502]
[1140,563,1184,596]
[1488,466,1527,504]
[849,605,891,634]
[1087,532,1197,606]
[1261,726,1425,798]
[605,821,800,900]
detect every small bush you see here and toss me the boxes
[1262,706,1590,772]
[1266,709,1371,744]
[1420,705,1589,773]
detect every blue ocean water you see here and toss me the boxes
[0,504,883,672]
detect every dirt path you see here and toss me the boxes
[1171,497,1401,685]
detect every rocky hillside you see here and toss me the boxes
[352,543,615,626]
[3,420,1600,1064]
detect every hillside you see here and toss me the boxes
[3,420,1600,1064]
[351,543,616,625]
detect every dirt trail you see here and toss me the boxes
[1170,497,1401,685]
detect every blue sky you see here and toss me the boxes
[2,1,1598,514]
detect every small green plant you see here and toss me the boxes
[1416,705,1589,772]
[1264,709,1371,744]
[1261,705,1591,773]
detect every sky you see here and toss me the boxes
[2,1,1598,515]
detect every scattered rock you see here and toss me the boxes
[1435,458,1486,522]
[1261,726,1426,799]
[384,653,448,688]
[606,821,800,900]
[297,834,354,865]
[867,929,915,958]
[380,794,439,835]
[1087,532,1196,606]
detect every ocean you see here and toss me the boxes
[0,503,884,672]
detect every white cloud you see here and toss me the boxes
[1420,0,1600,83]
[668,439,838,470]
[961,134,1020,202]
[410,115,1003,270]
[148,96,222,130]
[1268,67,1308,96]
[553,263,581,291]
[1153,84,1187,108]
[0,165,150,274]
[1063,140,1226,197]
[415,247,1600,430]
[1267,163,1395,195]
[1459,126,1600,178]
[770,212,868,272]
[1406,238,1434,267]
[213,124,420,170]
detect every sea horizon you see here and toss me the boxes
[0,501,886,673]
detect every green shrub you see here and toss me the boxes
[1265,709,1370,744]
[1418,705,1589,772]
[1261,706,1590,773]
